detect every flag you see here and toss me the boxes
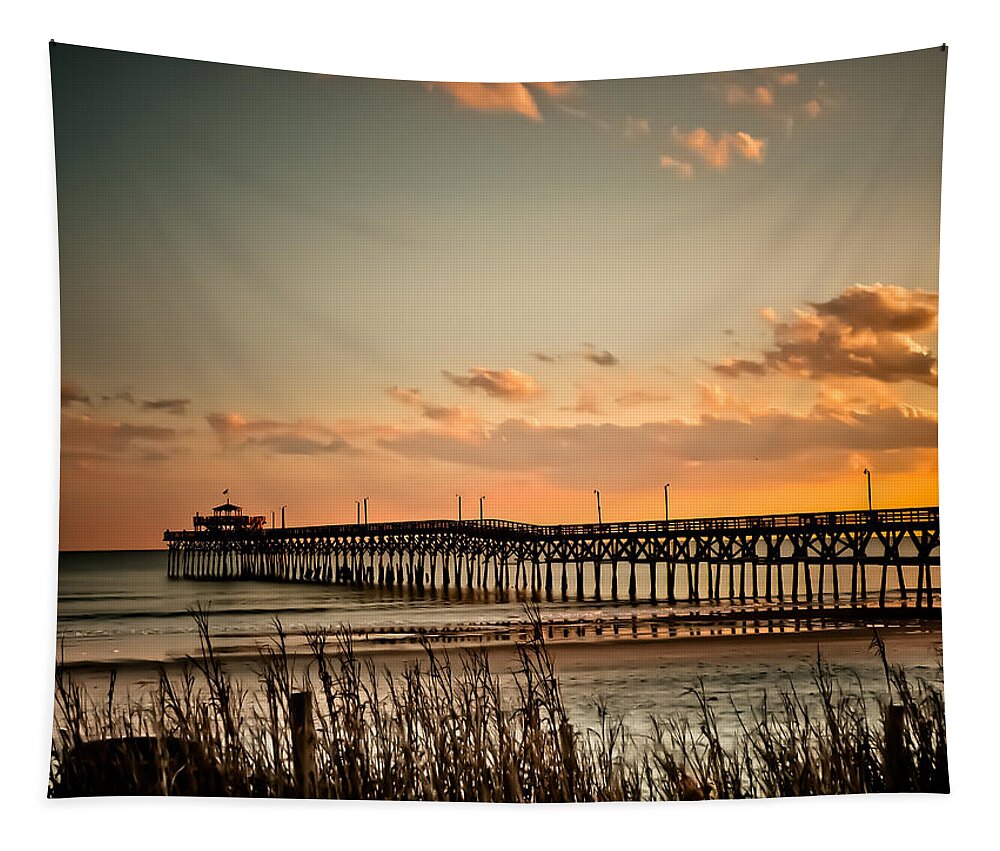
[223,488,229,495]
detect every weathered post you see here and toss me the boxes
[289,691,317,798]
[884,703,908,793]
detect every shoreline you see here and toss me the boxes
[58,613,943,674]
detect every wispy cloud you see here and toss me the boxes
[659,155,693,178]
[443,367,541,400]
[100,391,136,405]
[62,413,178,466]
[387,386,483,431]
[723,83,774,108]
[615,390,672,407]
[205,412,352,455]
[61,380,90,407]
[620,116,651,140]
[141,398,191,416]
[582,344,619,367]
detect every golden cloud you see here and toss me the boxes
[672,127,766,169]
[714,284,938,386]
[443,367,542,400]
[428,81,575,121]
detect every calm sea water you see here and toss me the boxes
[56,550,944,735]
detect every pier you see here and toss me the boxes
[164,504,941,608]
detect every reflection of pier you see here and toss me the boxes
[164,506,940,608]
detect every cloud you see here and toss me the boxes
[582,344,619,367]
[381,405,937,488]
[387,386,482,430]
[564,389,602,415]
[101,391,136,405]
[62,413,177,464]
[805,98,822,119]
[530,81,577,98]
[61,380,90,407]
[141,398,191,416]
[531,351,559,363]
[775,71,799,86]
[714,284,938,386]
[724,83,774,107]
[659,155,694,178]
[811,284,938,333]
[243,435,350,455]
[621,116,651,140]
[615,390,672,407]
[713,358,768,378]
[206,412,352,455]
[673,127,767,168]
[428,81,575,122]
[443,367,541,400]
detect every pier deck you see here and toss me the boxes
[164,506,940,607]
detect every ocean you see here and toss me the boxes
[56,550,945,736]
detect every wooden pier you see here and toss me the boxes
[164,505,941,608]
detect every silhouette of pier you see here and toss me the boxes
[164,505,940,608]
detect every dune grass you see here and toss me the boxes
[50,609,948,800]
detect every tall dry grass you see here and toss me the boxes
[50,609,948,799]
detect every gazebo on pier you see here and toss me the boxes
[193,498,266,532]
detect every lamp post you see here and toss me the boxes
[664,483,670,523]
[594,489,603,525]
[363,497,369,525]
[356,500,361,525]
[456,494,463,522]
[863,468,873,512]
[479,495,486,522]
[281,505,286,529]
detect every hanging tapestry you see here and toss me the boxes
[49,43,948,799]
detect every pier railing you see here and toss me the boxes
[165,506,939,542]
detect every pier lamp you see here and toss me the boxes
[456,494,463,522]
[280,505,286,529]
[479,495,486,522]
[356,500,361,525]
[594,489,603,525]
[363,497,369,525]
[664,483,670,523]
[863,468,873,512]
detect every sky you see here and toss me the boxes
[51,44,946,550]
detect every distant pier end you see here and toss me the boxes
[164,504,941,609]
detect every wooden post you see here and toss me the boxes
[289,691,317,798]
[884,704,907,793]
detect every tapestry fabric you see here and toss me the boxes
[49,43,948,800]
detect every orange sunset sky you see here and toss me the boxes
[52,45,944,550]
